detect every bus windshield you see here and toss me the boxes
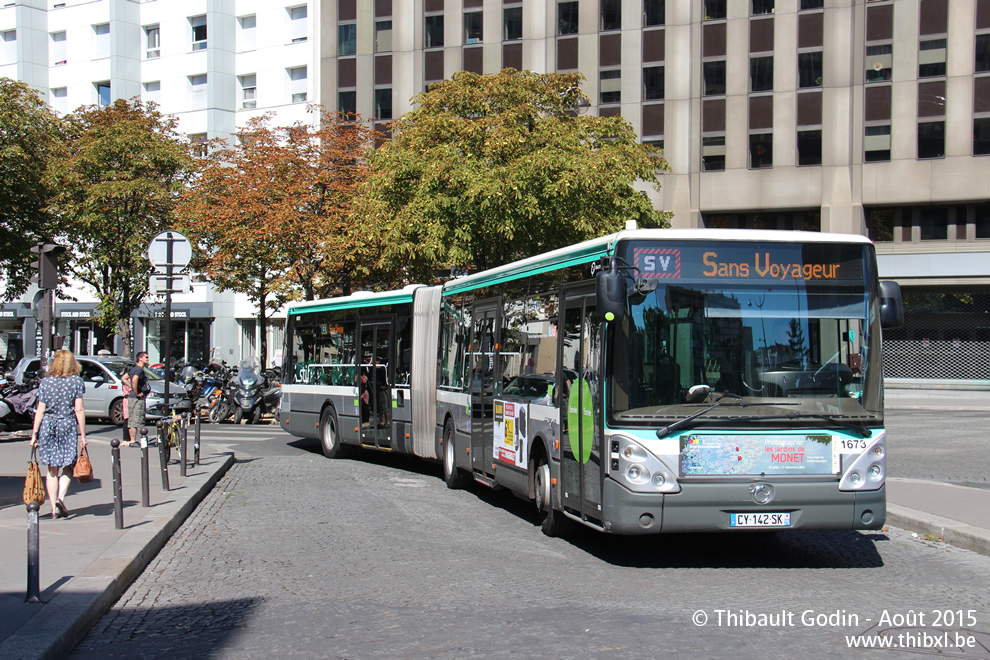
[608,239,883,425]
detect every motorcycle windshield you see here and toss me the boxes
[238,358,261,387]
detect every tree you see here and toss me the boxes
[46,99,196,357]
[177,110,375,362]
[0,79,65,300]
[358,69,670,281]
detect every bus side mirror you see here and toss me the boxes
[878,280,904,329]
[596,268,626,323]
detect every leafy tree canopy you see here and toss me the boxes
[46,98,196,357]
[0,78,65,299]
[359,69,670,281]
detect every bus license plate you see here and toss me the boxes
[730,513,791,527]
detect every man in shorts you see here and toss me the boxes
[127,351,150,445]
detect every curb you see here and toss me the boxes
[0,453,236,660]
[886,503,990,558]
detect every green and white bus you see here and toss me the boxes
[279,229,903,536]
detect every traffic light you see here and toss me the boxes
[29,243,65,290]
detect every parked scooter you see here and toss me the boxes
[233,357,280,424]
[0,377,38,430]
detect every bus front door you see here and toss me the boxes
[559,289,603,525]
[470,306,497,478]
[359,321,393,449]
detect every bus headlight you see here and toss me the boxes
[609,435,680,494]
[839,432,885,491]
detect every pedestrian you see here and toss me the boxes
[120,366,133,446]
[127,351,150,445]
[29,349,87,520]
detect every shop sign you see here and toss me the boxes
[152,310,189,319]
[59,311,92,319]
[0,310,17,318]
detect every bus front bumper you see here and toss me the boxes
[601,478,885,535]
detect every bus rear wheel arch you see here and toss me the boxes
[532,448,571,537]
[320,406,349,459]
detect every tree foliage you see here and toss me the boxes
[0,78,65,299]
[358,69,670,280]
[46,99,196,357]
[177,109,375,361]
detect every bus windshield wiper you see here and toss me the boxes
[656,401,758,439]
[729,413,872,438]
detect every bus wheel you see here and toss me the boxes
[320,407,348,459]
[442,419,468,489]
[534,457,570,537]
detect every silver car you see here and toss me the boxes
[12,355,167,425]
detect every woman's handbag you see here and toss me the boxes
[23,447,46,506]
[73,446,94,483]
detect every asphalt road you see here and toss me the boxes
[61,414,990,659]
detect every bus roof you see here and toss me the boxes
[442,228,872,294]
[286,284,424,316]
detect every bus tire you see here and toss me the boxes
[320,407,348,459]
[535,457,570,537]
[442,419,468,489]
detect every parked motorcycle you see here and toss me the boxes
[233,358,280,424]
[0,377,38,430]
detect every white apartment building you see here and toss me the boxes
[0,0,317,367]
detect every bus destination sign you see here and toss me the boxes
[625,241,865,283]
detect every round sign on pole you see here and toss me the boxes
[147,231,192,267]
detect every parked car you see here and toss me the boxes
[12,355,171,425]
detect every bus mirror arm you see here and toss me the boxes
[878,280,904,329]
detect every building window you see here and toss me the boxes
[644,0,664,26]
[145,25,160,59]
[702,136,725,171]
[375,88,392,119]
[918,121,945,159]
[188,133,207,158]
[750,132,772,168]
[797,129,822,166]
[750,56,773,92]
[50,87,67,114]
[919,38,946,77]
[704,0,726,21]
[143,80,161,105]
[289,66,307,103]
[976,205,990,238]
[643,65,664,100]
[601,0,621,31]
[465,10,483,44]
[339,90,356,117]
[864,124,891,162]
[801,0,823,8]
[94,23,110,59]
[425,15,444,49]
[339,24,356,55]
[919,207,948,241]
[189,74,207,110]
[600,69,621,104]
[798,52,822,88]
[978,34,990,72]
[289,5,307,43]
[240,74,256,109]
[50,31,66,65]
[866,44,892,82]
[376,20,392,52]
[96,81,111,106]
[190,15,207,51]
[752,0,774,16]
[975,117,990,155]
[504,6,522,41]
[1,30,15,65]
[238,15,257,51]
[703,60,726,96]
[558,1,578,35]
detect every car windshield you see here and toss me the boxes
[608,239,883,426]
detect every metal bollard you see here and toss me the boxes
[180,414,188,477]
[157,420,169,491]
[111,438,123,530]
[194,411,201,466]
[140,427,150,507]
[25,501,41,603]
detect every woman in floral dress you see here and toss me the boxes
[30,350,88,519]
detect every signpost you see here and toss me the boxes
[148,231,192,413]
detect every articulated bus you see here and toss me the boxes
[279,229,903,536]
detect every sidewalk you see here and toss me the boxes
[0,431,233,660]
[0,390,987,659]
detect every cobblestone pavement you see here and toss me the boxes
[71,451,990,659]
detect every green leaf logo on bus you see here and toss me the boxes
[567,378,594,463]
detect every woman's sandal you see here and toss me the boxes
[55,500,69,519]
